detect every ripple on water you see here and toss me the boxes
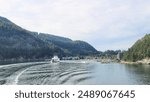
[16,61,93,85]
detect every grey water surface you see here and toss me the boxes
[0,60,150,85]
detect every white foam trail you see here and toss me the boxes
[13,68,28,85]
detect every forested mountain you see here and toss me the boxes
[32,33,97,55]
[123,34,150,62]
[0,16,98,60]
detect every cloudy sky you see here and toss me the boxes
[0,0,150,51]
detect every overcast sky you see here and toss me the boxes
[0,0,150,51]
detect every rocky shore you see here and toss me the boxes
[121,59,150,65]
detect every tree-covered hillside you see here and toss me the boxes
[33,33,98,56]
[123,34,150,62]
[0,16,98,60]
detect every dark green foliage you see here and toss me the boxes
[97,50,121,59]
[98,50,121,56]
[32,33,98,56]
[123,34,150,62]
[0,16,98,60]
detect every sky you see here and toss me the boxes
[0,0,150,51]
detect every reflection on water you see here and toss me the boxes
[0,60,150,85]
[123,64,150,84]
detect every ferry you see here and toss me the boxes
[51,55,60,63]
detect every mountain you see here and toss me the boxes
[123,34,150,62]
[34,33,97,55]
[0,16,98,60]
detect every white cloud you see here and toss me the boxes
[0,0,150,50]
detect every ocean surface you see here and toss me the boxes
[0,60,150,85]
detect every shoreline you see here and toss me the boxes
[120,59,150,65]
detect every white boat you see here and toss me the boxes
[51,55,60,63]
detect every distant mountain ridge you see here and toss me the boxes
[0,16,98,60]
[123,34,150,62]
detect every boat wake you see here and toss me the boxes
[0,61,94,85]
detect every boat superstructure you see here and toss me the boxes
[51,55,60,63]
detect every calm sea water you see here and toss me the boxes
[0,60,150,85]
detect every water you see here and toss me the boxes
[0,60,150,85]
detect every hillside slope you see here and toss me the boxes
[35,33,97,55]
[123,34,150,62]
